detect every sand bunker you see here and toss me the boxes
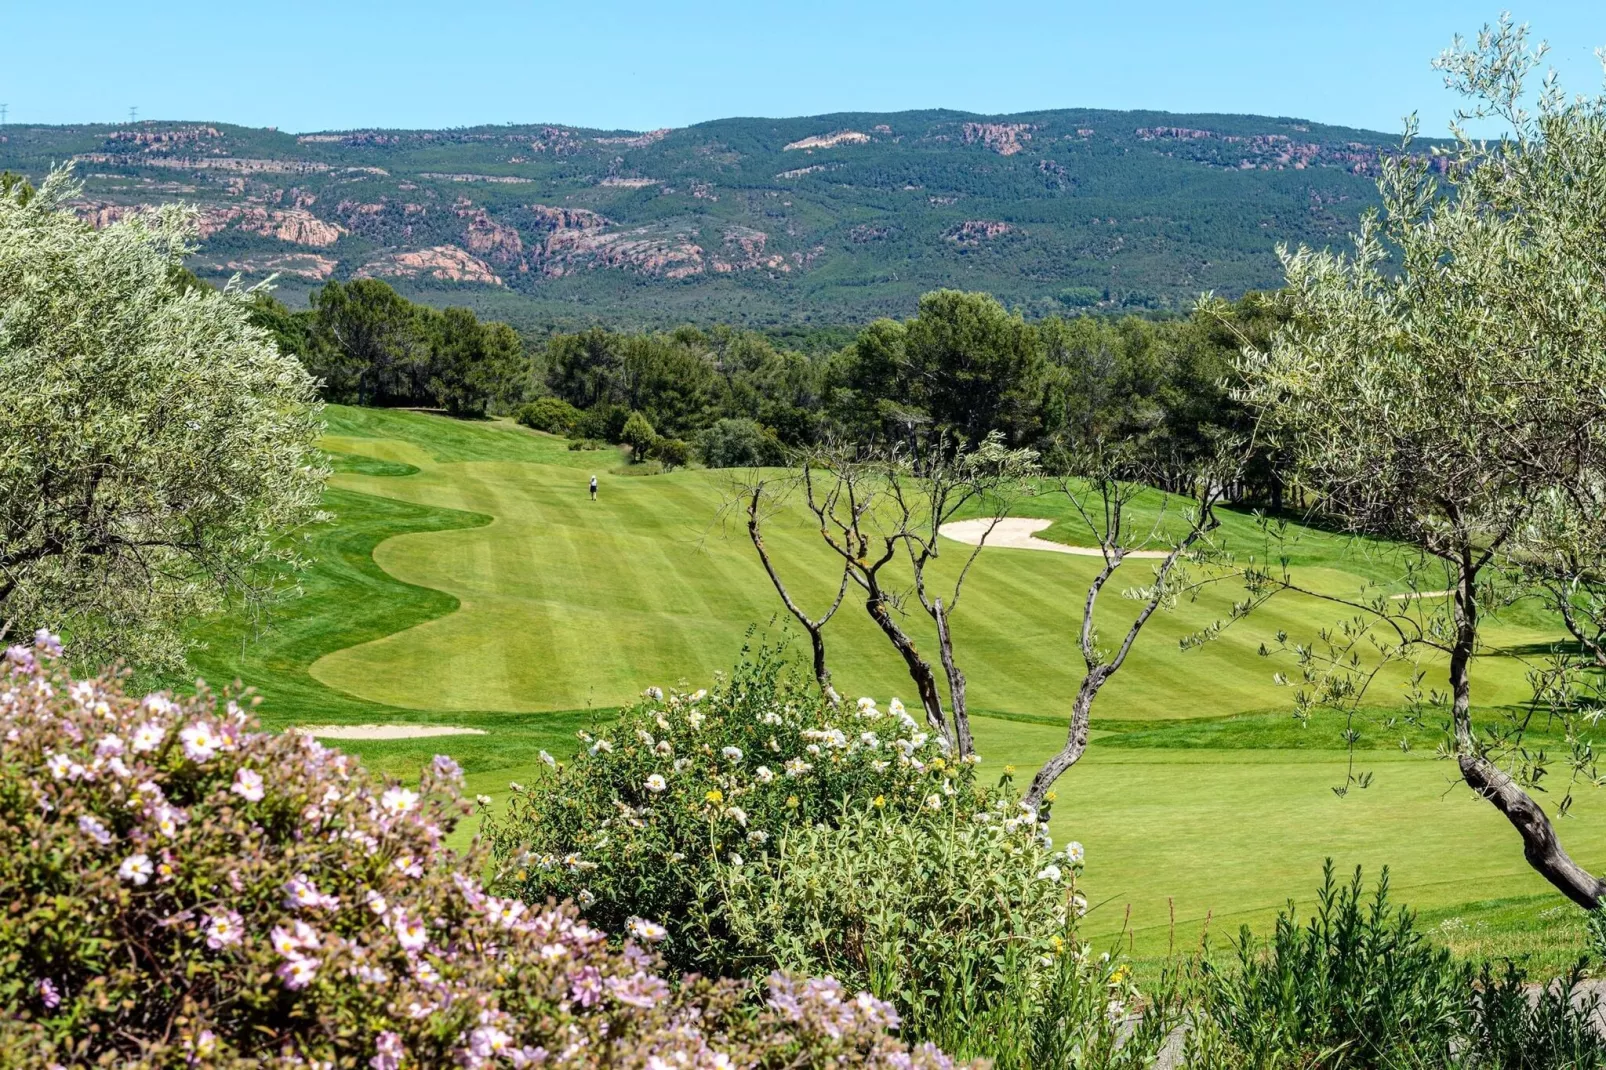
[942,519,1453,600]
[295,724,488,740]
[938,517,1171,558]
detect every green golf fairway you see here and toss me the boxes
[180,405,1602,970]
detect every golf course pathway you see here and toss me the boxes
[939,517,1172,558]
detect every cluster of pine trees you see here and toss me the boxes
[260,278,1287,500]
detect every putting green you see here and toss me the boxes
[179,406,1602,970]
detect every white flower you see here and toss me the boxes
[179,723,220,762]
[857,696,877,714]
[45,753,71,779]
[728,853,743,867]
[627,917,668,942]
[754,765,774,783]
[577,889,596,907]
[726,806,748,827]
[924,794,943,810]
[759,711,784,726]
[380,787,419,816]
[1071,894,1088,916]
[644,686,664,701]
[644,774,667,793]
[539,750,556,767]
[871,760,889,773]
[118,853,153,885]
[366,890,389,915]
[131,722,165,753]
[1065,841,1085,864]
[654,739,672,756]
[747,829,769,844]
[673,758,692,773]
[1036,864,1063,883]
[687,711,705,730]
[783,758,812,777]
[588,739,613,756]
[721,746,743,762]
[232,768,265,802]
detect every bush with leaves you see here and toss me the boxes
[0,631,960,1069]
[1184,862,1606,1068]
[696,418,782,469]
[483,648,979,976]
[719,795,1176,1068]
[516,396,580,436]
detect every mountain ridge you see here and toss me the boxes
[0,107,1426,330]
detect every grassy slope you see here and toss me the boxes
[183,406,1604,972]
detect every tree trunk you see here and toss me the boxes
[932,600,973,757]
[1450,556,1606,908]
[1025,667,1104,806]
[866,592,948,743]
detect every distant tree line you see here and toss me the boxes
[261,277,1289,500]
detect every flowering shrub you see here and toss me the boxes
[483,650,975,975]
[0,632,959,1069]
[714,790,1170,1066]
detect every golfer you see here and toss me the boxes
[589,474,598,501]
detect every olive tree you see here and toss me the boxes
[0,170,327,670]
[1237,19,1606,907]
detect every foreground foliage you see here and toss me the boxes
[483,649,1175,1068]
[0,632,957,1069]
[0,169,326,671]
[1186,862,1606,1068]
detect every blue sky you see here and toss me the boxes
[4,2,1602,134]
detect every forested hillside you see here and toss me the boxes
[0,108,1424,327]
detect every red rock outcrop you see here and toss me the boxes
[355,246,503,285]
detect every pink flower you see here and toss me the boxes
[392,913,428,952]
[203,911,244,950]
[77,814,112,846]
[568,965,603,1007]
[371,1031,404,1070]
[232,768,265,802]
[380,786,419,816]
[179,722,220,762]
[284,874,337,911]
[38,977,60,1009]
[606,971,669,1009]
[276,954,319,989]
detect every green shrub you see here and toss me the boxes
[483,647,975,976]
[720,797,1175,1067]
[697,417,782,468]
[0,633,960,1069]
[567,437,610,452]
[514,396,579,435]
[651,436,691,470]
[620,411,657,460]
[1187,862,1468,1067]
[575,403,629,443]
[1184,861,1606,1068]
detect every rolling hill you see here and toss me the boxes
[0,108,1426,328]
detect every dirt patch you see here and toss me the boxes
[295,724,487,740]
[938,517,1171,558]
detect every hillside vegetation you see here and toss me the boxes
[0,108,1423,327]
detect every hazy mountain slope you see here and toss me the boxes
[0,108,1419,328]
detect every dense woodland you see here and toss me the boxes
[259,278,1289,500]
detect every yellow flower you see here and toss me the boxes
[872,795,885,808]
[1003,764,1016,775]
[786,794,799,808]
[1050,934,1065,955]
[1045,790,1057,803]
[1111,964,1131,985]
[705,789,724,804]
[930,757,946,771]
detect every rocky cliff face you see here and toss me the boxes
[356,246,503,285]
